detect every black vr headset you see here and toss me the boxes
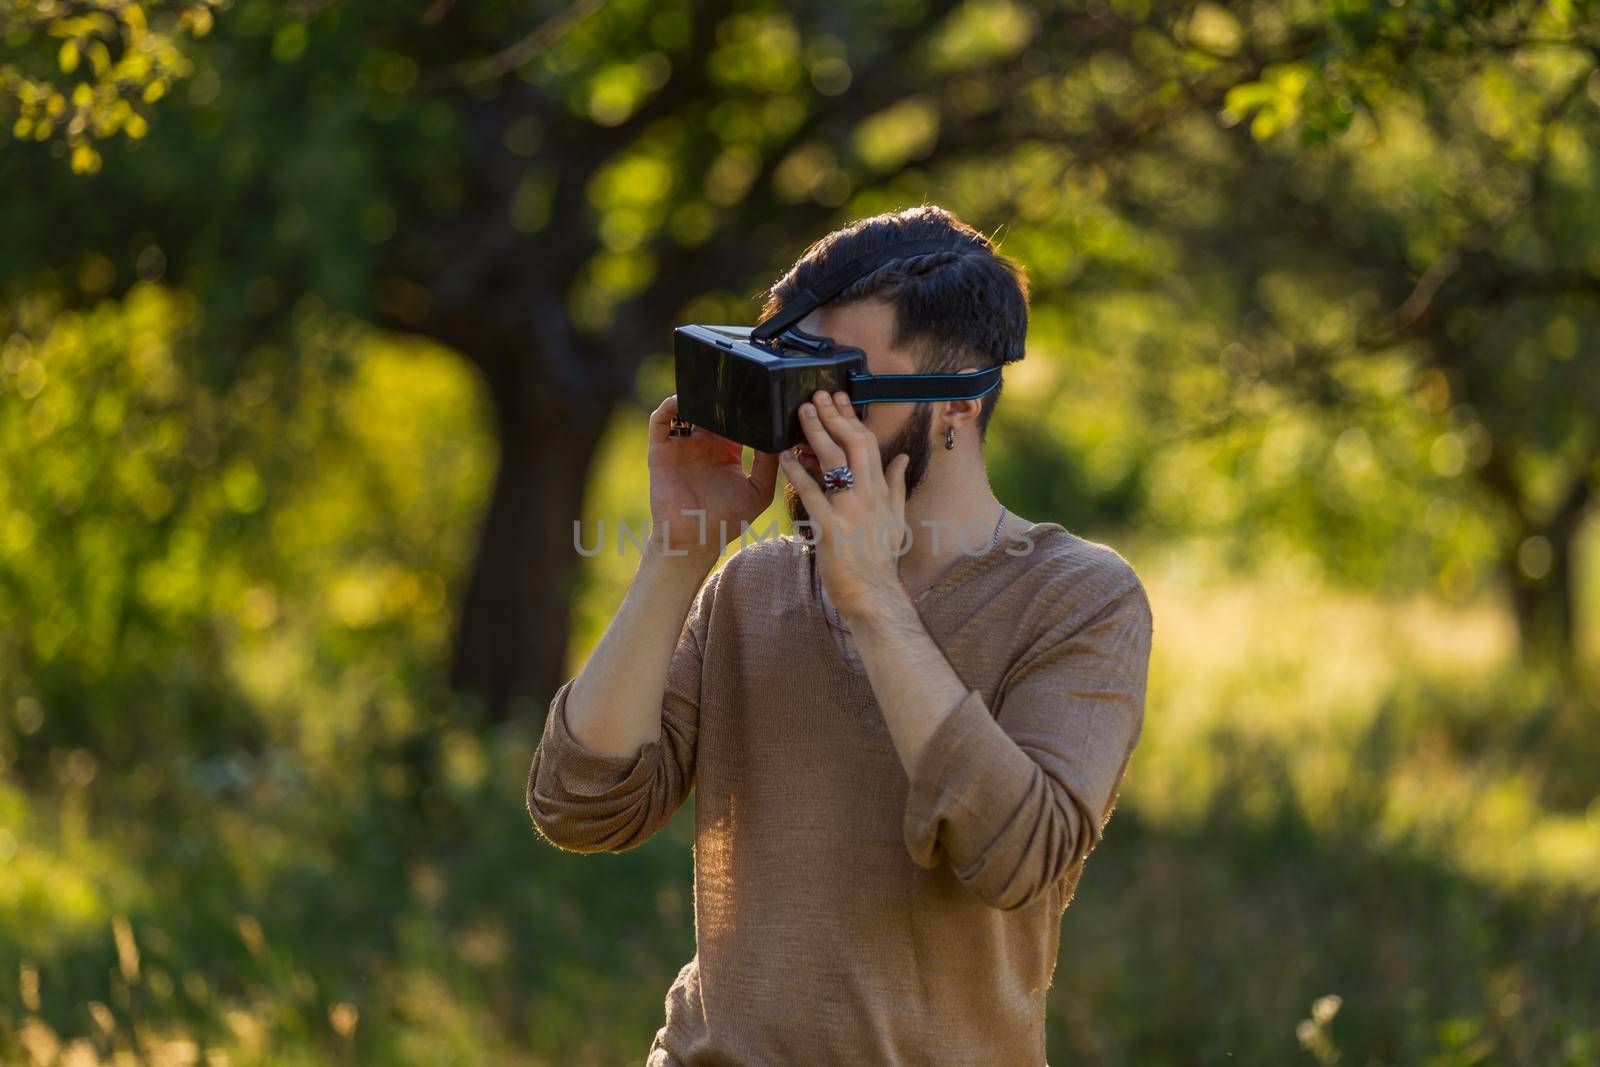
[672,235,1012,452]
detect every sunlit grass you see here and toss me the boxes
[1135,565,1600,896]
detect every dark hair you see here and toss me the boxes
[757,204,1030,437]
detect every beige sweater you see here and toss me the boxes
[527,522,1153,1066]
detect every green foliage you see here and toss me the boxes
[0,0,224,173]
[0,282,492,773]
[5,0,1594,664]
[1220,0,1600,146]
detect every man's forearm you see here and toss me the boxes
[845,586,971,782]
[562,539,716,759]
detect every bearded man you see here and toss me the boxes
[527,204,1154,1067]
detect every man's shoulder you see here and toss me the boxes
[705,529,811,598]
[1003,524,1150,634]
[1014,524,1142,595]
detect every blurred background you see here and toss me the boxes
[3,0,1599,1064]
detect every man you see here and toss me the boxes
[527,205,1154,1066]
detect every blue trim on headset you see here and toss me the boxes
[848,381,1002,405]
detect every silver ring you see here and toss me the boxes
[821,465,854,493]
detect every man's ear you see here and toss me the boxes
[940,366,985,431]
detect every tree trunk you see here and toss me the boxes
[1506,523,1580,684]
[449,356,614,719]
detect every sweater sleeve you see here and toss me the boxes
[525,566,719,854]
[902,578,1153,911]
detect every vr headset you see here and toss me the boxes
[672,235,1008,452]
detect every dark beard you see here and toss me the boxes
[786,402,933,526]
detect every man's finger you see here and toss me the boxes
[649,394,684,442]
[747,449,781,499]
[778,450,831,521]
[798,401,849,470]
[886,452,909,512]
[828,390,873,439]
[881,452,912,556]
[814,390,880,479]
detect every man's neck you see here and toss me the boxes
[896,450,1003,598]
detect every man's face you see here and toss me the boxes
[784,299,937,525]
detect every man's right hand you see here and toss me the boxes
[646,394,780,564]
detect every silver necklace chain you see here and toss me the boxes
[825,505,1006,632]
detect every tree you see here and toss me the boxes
[1171,2,1600,677]
[0,0,1283,713]
[8,0,1594,713]
[0,0,223,173]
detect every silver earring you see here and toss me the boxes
[944,427,956,451]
